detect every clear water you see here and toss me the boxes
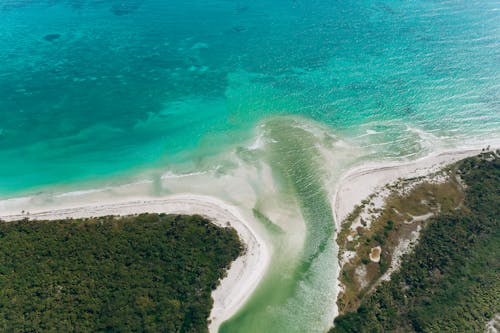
[1,0,499,331]
[1,0,499,194]
[220,119,340,332]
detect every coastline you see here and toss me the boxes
[0,146,491,332]
[0,194,270,333]
[332,148,482,228]
[330,147,484,322]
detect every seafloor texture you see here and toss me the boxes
[1,1,499,332]
[1,0,499,194]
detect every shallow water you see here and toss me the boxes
[1,0,499,194]
[221,119,340,332]
[1,0,499,331]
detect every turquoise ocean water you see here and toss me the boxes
[1,0,499,332]
[1,0,498,195]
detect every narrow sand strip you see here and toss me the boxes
[332,148,482,227]
[0,194,270,333]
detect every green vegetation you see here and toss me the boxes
[331,152,500,332]
[0,214,243,333]
[336,167,464,313]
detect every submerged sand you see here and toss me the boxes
[0,145,488,332]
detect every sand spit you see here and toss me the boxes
[330,147,483,322]
[333,148,482,227]
[0,194,270,333]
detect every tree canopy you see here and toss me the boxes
[0,213,242,333]
[331,153,500,333]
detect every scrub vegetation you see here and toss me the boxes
[337,171,464,313]
[331,152,500,332]
[0,214,242,333]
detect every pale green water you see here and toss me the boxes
[221,119,338,332]
[1,0,499,332]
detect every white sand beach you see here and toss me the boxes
[0,194,270,333]
[332,148,483,227]
[330,147,485,321]
[0,146,490,332]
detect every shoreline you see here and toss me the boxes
[332,147,483,228]
[330,147,485,322]
[0,194,270,333]
[0,146,492,332]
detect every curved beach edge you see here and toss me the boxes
[0,194,270,333]
[332,148,484,228]
[329,146,486,323]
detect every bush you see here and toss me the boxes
[331,154,500,333]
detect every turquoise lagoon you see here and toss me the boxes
[0,0,499,332]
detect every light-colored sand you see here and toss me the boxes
[0,146,489,331]
[332,148,482,228]
[369,246,381,263]
[330,147,484,321]
[0,194,270,333]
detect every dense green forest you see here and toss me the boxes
[331,152,500,333]
[0,214,242,332]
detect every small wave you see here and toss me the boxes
[56,188,108,198]
[160,170,207,180]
